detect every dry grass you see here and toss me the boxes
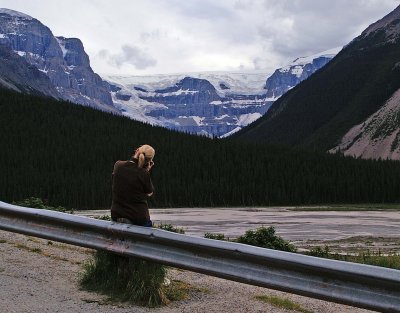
[256,295,313,313]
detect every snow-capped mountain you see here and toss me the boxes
[105,51,337,138]
[105,72,273,137]
[0,8,118,113]
[264,47,340,99]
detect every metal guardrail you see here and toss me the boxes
[0,201,399,312]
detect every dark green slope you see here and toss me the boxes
[1,88,400,209]
[234,17,400,151]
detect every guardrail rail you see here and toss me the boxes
[0,201,399,312]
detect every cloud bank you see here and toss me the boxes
[1,0,398,75]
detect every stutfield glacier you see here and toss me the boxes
[105,47,340,137]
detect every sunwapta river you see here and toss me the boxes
[78,207,400,253]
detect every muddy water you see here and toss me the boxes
[78,207,400,243]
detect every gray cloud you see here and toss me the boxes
[103,45,157,70]
[2,0,399,74]
[256,0,399,60]
[97,49,109,59]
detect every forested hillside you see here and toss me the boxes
[1,88,400,209]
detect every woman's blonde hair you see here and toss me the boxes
[135,144,155,168]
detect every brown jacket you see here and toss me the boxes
[111,160,154,224]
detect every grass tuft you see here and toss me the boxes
[204,233,229,241]
[80,251,168,307]
[156,223,185,234]
[256,295,313,313]
[164,280,191,301]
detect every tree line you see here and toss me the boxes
[1,88,400,209]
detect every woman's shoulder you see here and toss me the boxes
[113,160,129,170]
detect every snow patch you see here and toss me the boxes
[55,37,68,58]
[215,114,230,120]
[219,127,242,138]
[279,47,341,77]
[191,116,205,126]
[145,89,198,97]
[237,113,262,126]
[289,47,342,66]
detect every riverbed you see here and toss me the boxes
[78,207,400,253]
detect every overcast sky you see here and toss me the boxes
[0,0,399,75]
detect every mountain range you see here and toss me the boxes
[106,48,338,137]
[0,8,336,137]
[2,6,399,160]
[235,5,400,160]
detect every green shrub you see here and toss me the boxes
[80,251,168,307]
[237,226,296,252]
[12,197,73,213]
[204,233,229,241]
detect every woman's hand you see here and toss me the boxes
[145,160,154,172]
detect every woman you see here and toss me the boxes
[111,144,155,226]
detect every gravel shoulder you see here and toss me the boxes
[0,230,374,313]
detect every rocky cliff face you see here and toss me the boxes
[0,8,118,113]
[0,44,60,97]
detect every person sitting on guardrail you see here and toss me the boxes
[111,144,155,227]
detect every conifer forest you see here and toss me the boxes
[1,88,400,209]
